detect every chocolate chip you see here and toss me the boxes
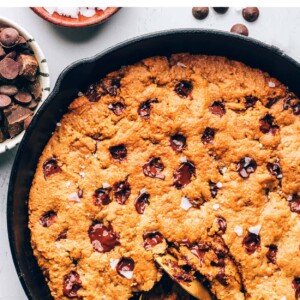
[138,98,158,119]
[209,181,219,198]
[213,7,229,14]
[77,189,84,198]
[27,100,38,110]
[57,229,68,241]
[143,157,165,180]
[170,134,186,152]
[174,80,193,98]
[85,83,101,102]
[0,58,19,80]
[201,127,215,144]
[230,24,249,36]
[40,210,57,227]
[63,271,82,298]
[266,96,280,108]
[283,94,300,115]
[116,257,135,278]
[109,144,127,161]
[23,115,33,129]
[289,195,300,214]
[28,80,42,101]
[134,191,150,214]
[88,221,120,253]
[108,102,126,116]
[245,96,258,108]
[113,180,131,205]
[292,278,300,298]
[103,77,121,96]
[209,101,226,117]
[94,187,111,206]
[0,94,11,108]
[192,7,209,20]
[43,158,62,179]
[0,85,18,96]
[0,28,20,48]
[217,217,227,234]
[173,161,196,189]
[242,7,259,22]
[143,231,164,250]
[236,157,257,178]
[216,268,228,286]
[14,91,32,104]
[259,114,279,135]
[189,244,208,264]
[267,162,282,179]
[243,232,261,254]
[0,46,5,58]
[266,244,278,264]
[189,197,206,209]
[18,54,38,81]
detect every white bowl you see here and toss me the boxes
[0,17,50,154]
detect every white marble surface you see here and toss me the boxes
[0,7,300,299]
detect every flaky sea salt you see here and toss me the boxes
[180,156,187,163]
[280,297,286,300]
[66,181,71,188]
[56,122,61,127]
[140,188,147,194]
[110,258,119,270]
[119,270,133,279]
[180,197,193,211]
[102,182,110,188]
[79,172,85,179]
[249,225,261,235]
[268,81,276,88]
[177,62,187,68]
[259,143,263,148]
[213,204,220,210]
[108,104,113,109]
[78,91,83,96]
[216,182,223,188]
[287,195,293,201]
[221,167,228,174]
[234,226,243,236]
[85,154,89,159]
[68,192,80,202]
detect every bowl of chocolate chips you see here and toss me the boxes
[0,17,50,153]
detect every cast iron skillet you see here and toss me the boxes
[7,29,300,299]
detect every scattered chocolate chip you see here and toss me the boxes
[189,244,208,264]
[0,94,11,108]
[0,85,18,96]
[134,191,150,214]
[63,271,82,298]
[18,54,38,81]
[217,217,227,234]
[0,46,5,58]
[213,7,229,14]
[266,244,278,264]
[289,195,300,214]
[138,98,158,119]
[0,27,20,48]
[40,210,57,227]
[174,80,193,98]
[88,221,120,253]
[113,180,131,205]
[94,187,111,206]
[236,156,257,179]
[209,181,219,198]
[230,24,249,36]
[209,101,226,117]
[109,144,127,161]
[109,102,126,116]
[173,161,196,189]
[85,83,101,102]
[243,232,261,254]
[57,229,68,241]
[266,96,280,108]
[43,158,62,179]
[143,231,164,250]
[14,91,32,104]
[259,114,279,135]
[216,268,229,286]
[27,100,38,110]
[28,80,42,101]
[245,96,258,108]
[283,94,300,115]
[267,162,282,179]
[116,257,135,278]
[201,127,215,144]
[189,197,206,209]
[103,77,121,96]
[77,189,84,198]
[242,7,259,22]
[143,157,165,180]
[23,115,33,129]
[0,57,19,80]
[170,134,186,152]
[292,278,300,298]
[192,7,209,20]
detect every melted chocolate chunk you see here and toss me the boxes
[63,271,82,298]
[85,83,101,102]
[173,161,196,189]
[243,232,261,254]
[174,80,193,98]
[236,156,257,178]
[209,101,226,117]
[289,195,300,214]
[43,158,62,179]
[143,231,164,250]
[267,162,282,179]
[245,96,258,108]
[284,94,300,115]
[209,181,219,198]
[201,127,215,144]
[113,180,131,205]
[293,278,300,298]
[189,197,206,209]
[189,244,209,264]
[266,96,280,108]
[103,77,121,96]
[40,210,57,227]
[94,187,111,206]
[109,144,127,161]
[143,157,165,180]
[116,257,135,278]
[266,244,278,264]
[216,268,229,286]
[134,192,150,214]
[217,217,227,234]
[57,229,68,241]
[88,221,120,253]
[138,98,158,119]
[109,102,126,116]
[77,189,84,198]
[259,114,279,135]
[170,134,186,152]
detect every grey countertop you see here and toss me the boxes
[0,7,300,299]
